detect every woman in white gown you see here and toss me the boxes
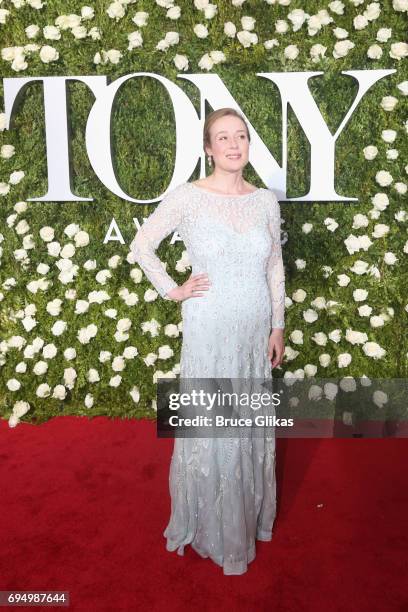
[131,108,285,575]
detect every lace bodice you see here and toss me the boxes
[130,182,285,329]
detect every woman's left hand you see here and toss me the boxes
[268,329,285,368]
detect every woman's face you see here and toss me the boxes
[205,115,250,172]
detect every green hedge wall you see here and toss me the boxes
[0,0,407,425]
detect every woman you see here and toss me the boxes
[131,107,285,575]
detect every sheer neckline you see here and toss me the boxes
[189,182,262,199]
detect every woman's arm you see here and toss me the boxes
[130,186,183,299]
[266,191,285,330]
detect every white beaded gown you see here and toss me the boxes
[131,181,285,575]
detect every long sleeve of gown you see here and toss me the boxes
[266,191,285,329]
[130,186,183,299]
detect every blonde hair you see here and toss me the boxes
[203,108,251,160]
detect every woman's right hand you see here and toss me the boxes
[166,273,211,302]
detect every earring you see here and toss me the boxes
[207,155,212,167]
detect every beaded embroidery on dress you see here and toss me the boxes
[131,181,285,575]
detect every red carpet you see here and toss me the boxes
[0,416,407,612]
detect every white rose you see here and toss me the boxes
[43,343,57,359]
[264,39,279,50]
[158,345,174,359]
[194,0,209,9]
[64,347,76,360]
[285,346,299,361]
[392,0,408,10]
[194,23,208,38]
[88,368,100,383]
[344,234,360,254]
[362,341,386,359]
[324,217,339,232]
[303,309,318,323]
[310,297,325,311]
[358,304,372,316]
[354,14,368,29]
[241,16,255,30]
[203,4,217,18]
[143,353,157,366]
[43,25,61,40]
[364,3,381,20]
[323,382,338,400]
[164,324,179,337]
[319,354,331,367]
[310,44,327,62]
[363,145,378,159]
[304,364,317,378]
[167,6,181,19]
[384,252,397,265]
[39,45,59,63]
[8,414,20,428]
[109,375,122,387]
[123,346,138,359]
[85,394,94,408]
[312,332,327,346]
[9,170,25,185]
[81,6,95,20]
[284,44,299,60]
[288,8,308,31]
[25,24,40,38]
[130,386,140,403]
[373,390,388,408]
[380,96,398,111]
[72,26,87,40]
[133,12,149,27]
[164,31,179,46]
[224,21,236,37]
[350,260,369,275]
[210,50,226,64]
[64,367,77,388]
[112,356,126,371]
[353,288,368,302]
[51,320,66,336]
[390,42,408,61]
[7,378,21,391]
[106,49,122,64]
[107,2,126,20]
[367,44,382,59]
[144,289,158,302]
[52,384,66,400]
[88,27,101,40]
[328,329,341,343]
[376,27,392,42]
[370,315,384,328]
[397,80,408,95]
[290,329,303,345]
[337,274,350,286]
[333,40,355,58]
[237,30,254,48]
[345,329,368,345]
[372,192,389,210]
[198,53,214,70]
[1,144,15,159]
[275,20,289,34]
[292,288,307,302]
[372,223,389,238]
[338,353,352,367]
[13,400,30,417]
[333,27,348,39]
[174,53,188,70]
[36,383,51,397]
